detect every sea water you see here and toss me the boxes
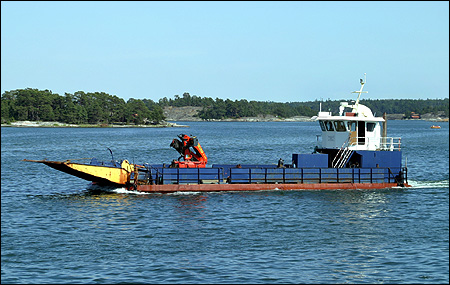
[1,120,448,284]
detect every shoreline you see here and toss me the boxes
[1,117,448,128]
[1,121,189,128]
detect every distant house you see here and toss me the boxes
[409,112,421,119]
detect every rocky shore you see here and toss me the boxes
[163,107,448,122]
[1,121,189,128]
[2,108,447,128]
[202,115,313,122]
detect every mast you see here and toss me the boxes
[352,73,368,112]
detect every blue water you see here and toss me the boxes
[1,121,449,284]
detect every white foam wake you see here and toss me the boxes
[408,180,449,189]
[167,191,202,195]
[87,184,150,195]
[111,187,152,195]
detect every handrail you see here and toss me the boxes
[379,137,402,151]
[316,135,402,151]
[336,148,353,168]
[348,136,402,151]
[227,167,406,185]
[154,167,225,185]
[331,135,351,167]
[146,166,407,186]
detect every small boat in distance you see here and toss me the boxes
[24,76,410,193]
[430,125,441,129]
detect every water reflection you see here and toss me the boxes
[173,193,207,209]
[170,194,208,224]
[54,186,211,228]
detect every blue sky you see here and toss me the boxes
[1,1,448,102]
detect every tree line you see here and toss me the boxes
[1,89,448,124]
[157,92,449,120]
[1,89,164,125]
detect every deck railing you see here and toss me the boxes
[316,135,402,151]
[135,166,408,186]
[379,137,402,151]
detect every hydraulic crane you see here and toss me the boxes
[169,134,208,168]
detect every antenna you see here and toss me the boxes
[352,73,368,107]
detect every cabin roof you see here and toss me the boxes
[311,115,384,122]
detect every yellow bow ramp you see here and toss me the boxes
[23,159,134,186]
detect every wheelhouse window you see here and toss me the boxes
[319,121,326,131]
[333,121,347,132]
[367,122,376,132]
[324,121,334,131]
[347,121,357,132]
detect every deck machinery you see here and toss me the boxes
[169,134,207,168]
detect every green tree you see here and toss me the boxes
[1,98,11,123]
[143,99,165,123]
[125,98,152,124]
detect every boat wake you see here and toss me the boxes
[110,187,152,195]
[86,184,150,195]
[86,184,204,195]
[167,191,203,196]
[408,179,449,189]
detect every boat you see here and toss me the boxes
[24,76,410,193]
[430,125,441,129]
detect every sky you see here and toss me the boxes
[1,1,449,103]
